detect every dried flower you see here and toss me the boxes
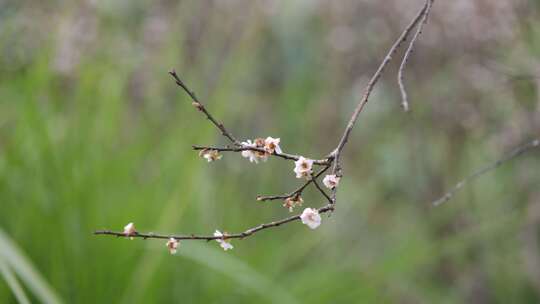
[123,222,137,240]
[166,238,179,254]
[253,138,269,162]
[300,208,321,229]
[214,230,234,251]
[322,174,341,189]
[264,137,282,154]
[283,195,303,212]
[293,156,314,179]
[199,149,222,162]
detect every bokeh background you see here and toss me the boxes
[1,0,539,303]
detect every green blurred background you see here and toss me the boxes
[1,0,539,303]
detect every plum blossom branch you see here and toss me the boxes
[432,138,540,206]
[95,0,436,254]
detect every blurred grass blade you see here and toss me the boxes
[0,229,63,304]
[180,243,299,304]
[0,257,31,304]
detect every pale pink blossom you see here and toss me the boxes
[300,208,321,229]
[323,174,341,189]
[293,156,313,179]
[166,238,179,255]
[264,137,282,154]
[123,222,137,240]
[214,230,234,251]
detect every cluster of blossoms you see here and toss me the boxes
[241,136,282,163]
[197,136,341,188]
[134,137,341,253]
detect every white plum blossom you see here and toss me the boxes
[323,174,341,189]
[241,138,269,163]
[283,195,303,212]
[214,230,234,251]
[300,208,321,229]
[241,140,259,163]
[123,222,137,239]
[199,149,222,162]
[293,156,314,179]
[166,238,179,255]
[264,137,282,154]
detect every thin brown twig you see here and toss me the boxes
[94,204,335,241]
[398,0,434,112]
[432,138,539,206]
[326,1,434,211]
[169,70,241,145]
[332,1,431,173]
[312,179,333,204]
[192,145,331,165]
[256,165,331,201]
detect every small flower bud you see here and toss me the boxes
[166,238,179,255]
[192,102,203,111]
[123,222,137,240]
[214,230,234,251]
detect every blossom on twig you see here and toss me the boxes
[300,208,321,229]
[214,230,234,251]
[264,137,282,154]
[123,222,137,240]
[241,140,259,163]
[294,156,313,179]
[241,137,280,163]
[322,174,341,189]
